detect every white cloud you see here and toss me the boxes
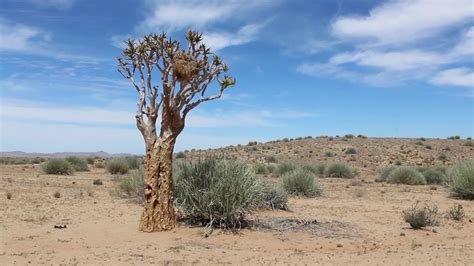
[330,50,446,71]
[332,0,473,45]
[203,22,268,51]
[31,0,76,9]
[431,68,474,88]
[0,19,43,51]
[452,26,474,57]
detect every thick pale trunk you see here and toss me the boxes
[138,138,176,232]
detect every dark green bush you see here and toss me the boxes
[357,134,367,139]
[65,157,90,171]
[283,169,322,197]
[387,167,426,185]
[174,157,260,228]
[344,134,355,138]
[345,147,357,154]
[42,159,74,175]
[448,160,474,199]
[324,163,355,178]
[125,156,141,169]
[265,155,278,163]
[275,162,298,176]
[114,167,144,203]
[106,158,129,175]
[254,179,288,210]
[402,202,439,229]
[377,166,397,182]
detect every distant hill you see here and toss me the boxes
[0,151,135,158]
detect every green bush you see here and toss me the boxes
[283,169,322,197]
[65,156,90,171]
[448,160,474,199]
[174,157,260,228]
[446,204,465,221]
[402,202,439,229]
[448,135,460,140]
[377,166,397,182]
[302,163,326,177]
[254,164,269,175]
[421,167,447,185]
[254,179,288,210]
[42,159,74,175]
[387,167,426,185]
[175,152,186,159]
[324,163,355,178]
[345,147,357,154]
[275,162,298,176]
[344,134,355,138]
[357,134,367,139]
[324,151,335,157]
[464,140,474,147]
[125,156,141,169]
[114,167,144,203]
[265,155,278,163]
[106,158,129,175]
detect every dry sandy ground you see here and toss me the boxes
[1,137,474,265]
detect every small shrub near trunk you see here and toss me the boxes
[114,167,144,203]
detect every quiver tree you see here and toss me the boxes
[117,31,235,232]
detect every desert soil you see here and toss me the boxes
[1,137,474,265]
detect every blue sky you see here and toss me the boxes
[0,0,473,154]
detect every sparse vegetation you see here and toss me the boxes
[283,169,322,197]
[115,167,144,203]
[175,152,186,159]
[446,204,465,221]
[324,163,355,178]
[125,156,141,169]
[275,162,298,176]
[0,157,46,165]
[42,159,74,175]
[265,155,278,163]
[254,164,269,175]
[86,157,95,164]
[437,153,448,161]
[65,156,90,171]
[448,160,474,199]
[106,158,129,175]
[448,136,461,140]
[387,167,426,185]
[345,147,357,154]
[93,179,103,185]
[324,151,335,157]
[463,140,474,147]
[402,202,439,229]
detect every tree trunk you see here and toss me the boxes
[138,137,177,232]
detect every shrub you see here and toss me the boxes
[448,160,474,199]
[402,202,439,229]
[421,167,447,185]
[93,179,103,186]
[114,167,144,203]
[302,163,326,177]
[106,158,129,175]
[53,191,61,198]
[125,156,141,169]
[94,161,105,168]
[283,169,322,197]
[425,145,432,150]
[248,141,258,146]
[446,204,465,221]
[464,140,474,147]
[448,135,460,140]
[65,156,90,171]
[377,166,397,182]
[6,192,12,200]
[324,151,335,157]
[415,141,423,146]
[437,153,448,161]
[324,163,355,178]
[328,137,334,141]
[86,157,95,164]
[275,162,298,176]
[345,147,357,154]
[443,146,451,151]
[175,152,186,159]
[418,137,426,141]
[174,157,260,228]
[387,167,426,185]
[254,180,288,210]
[266,164,276,173]
[282,138,289,142]
[254,164,269,175]
[357,134,367,139]
[265,155,278,163]
[344,134,354,138]
[42,159,74,175]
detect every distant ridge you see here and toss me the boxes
[0,151,136,158]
